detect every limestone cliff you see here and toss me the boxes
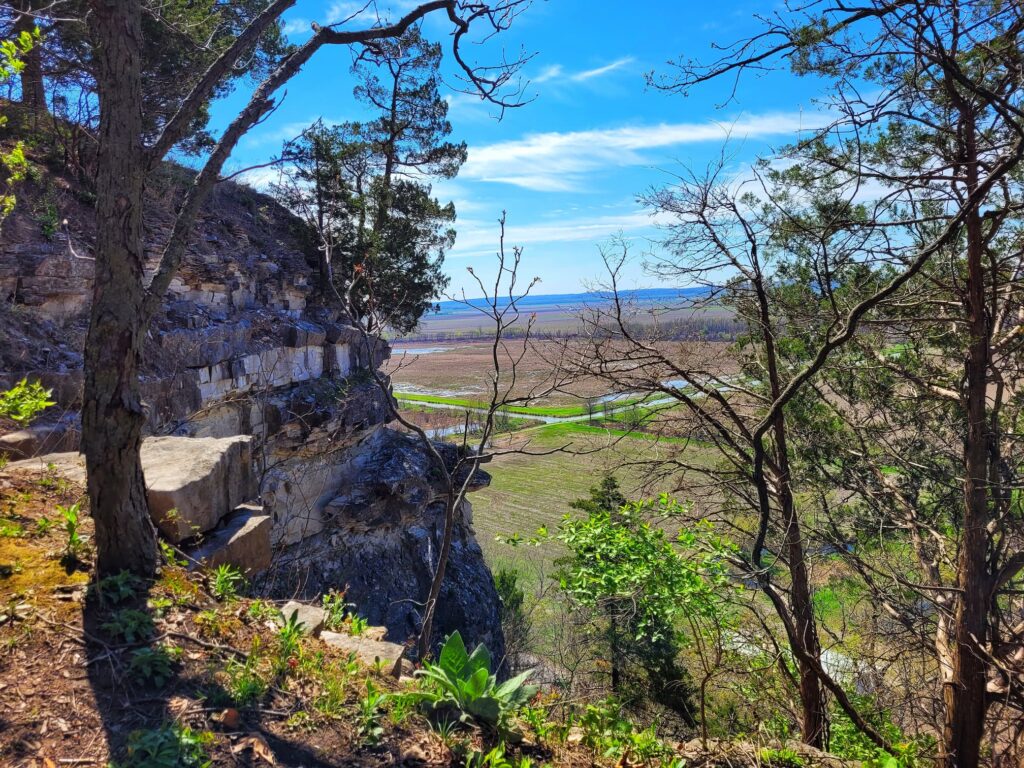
[0,159,503,658]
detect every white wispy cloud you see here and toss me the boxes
[461,112,828,191]
[570,57,634,81]
[534,64,565,83]
[531,57,634,86]
[450,210,669,257]
[280,17,311,36]
[324,0,424,25]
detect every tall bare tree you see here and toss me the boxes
[82,0,529,577]
[569,2,1024,763]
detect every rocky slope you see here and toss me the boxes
[0,150,503,658]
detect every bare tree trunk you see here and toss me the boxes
[942,108,990,768]
[13,1,45,119]
[82,0,158,577]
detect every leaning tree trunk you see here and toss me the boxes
[82,0,158,577]
[941,112,991,768]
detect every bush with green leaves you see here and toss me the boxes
[92,570,141,606]
[576,699,678,765]
[58,502,84,558]
[408,631,536,732]
[129,645,181,688]
[556,477,734,720]
[120,724,213,768]
[209,563,245,601]
[828,695,934,767]
[101,608,155,643]
[0,378,55,426]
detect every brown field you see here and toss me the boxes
[386,339,737,406]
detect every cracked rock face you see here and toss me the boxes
[258,428,504,661]
[0,168,505,660]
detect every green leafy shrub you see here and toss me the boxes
[58,502,84,558]
[101,609,155,643]
[121,724,213,768]
[129,645,181,688]
[577,699,675,763]
[758,747,806,768]
[828,695,934,767]
[357,679,386,744]
[0,378,55,425]
[92,570,141,606]
[409,631,536,732]
[225,655,268,707]
[209,563,245,601]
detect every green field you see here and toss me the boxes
[394,391,650,417]
[470,422,716,582]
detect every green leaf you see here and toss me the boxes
[438,631,469,679]
[467,642,491,677]
[465,695,501,725]
[463,665,490,699]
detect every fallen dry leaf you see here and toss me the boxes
[232,733,275,765]
[214,707,241,729]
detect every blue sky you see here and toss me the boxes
[211,1,828,296]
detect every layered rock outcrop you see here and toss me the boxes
[0,168,502,656]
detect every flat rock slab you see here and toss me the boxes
[187,503,271,576]
[142,435,253,543]
[279,601,326,635]
[321,630,406,672]
[3,435,254,543]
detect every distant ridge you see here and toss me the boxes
[434,286,710,317]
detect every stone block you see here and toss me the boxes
[320,631,406,671]
[187,503,272,575]
[280,600,326,635]
[142,435,254,543]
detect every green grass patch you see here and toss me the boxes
[394,391,650,417]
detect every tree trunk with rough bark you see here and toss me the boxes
[13,1,45,119]
[82,0,158,577]
[941,110,990,768]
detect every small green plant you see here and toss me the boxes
[357,679,386,744]
[37,200,59,239]
[577,699,674,763]
[758,747,806,768]
[129,645,181,688]
[101,608,154,643]
[159,540,188,567]
[409,631,537,733]
[33,516,55,535]
[209,563,245,601]
[349,614,369,636]
[321,590,350,630]
[122,723,213,768]
[245,599,276,623]
[276,609,305,674]
[58,502,84,558]
[0,518,23,537]
[92,570,141,606]
[0,378,55,425]
[147,597,173,619]
[464,743,533,768]
[0,452,8,470]
[225,655,269,707]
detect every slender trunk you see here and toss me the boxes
[754,261,827,747]
[83,0,157,577]
[777,437,826,748]
[417,493,460,659]
[13,2,45,120]
[941,110,990,768]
